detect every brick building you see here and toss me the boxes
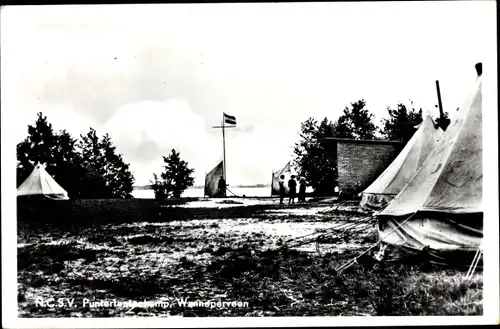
[332,138,404,196]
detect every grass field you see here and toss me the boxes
[17,198,482,317]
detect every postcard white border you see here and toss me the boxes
[2,2,498,328]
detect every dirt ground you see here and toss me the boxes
[17,199,482,317]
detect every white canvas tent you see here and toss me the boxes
[376,63,483,265]
[359,113,443,211]
[204,160,225,197]
[17,163,69,200]
[271,161,292,196]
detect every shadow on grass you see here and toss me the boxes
[18,242,100,274]
[86,235,122,246]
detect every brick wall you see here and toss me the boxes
[335,139,404,195]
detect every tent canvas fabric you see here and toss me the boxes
[17,163,69,200]
[376,67,483,265]
[359,113,443,211]
[204,161,224,197]
[271,161,292,196]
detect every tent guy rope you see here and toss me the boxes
[283,215,375,249]
[335,211,418,273]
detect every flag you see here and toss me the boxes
[223,113,237,125]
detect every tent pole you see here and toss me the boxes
[475,62,482,76]
[435,80,445,128]
[435,80,444,118]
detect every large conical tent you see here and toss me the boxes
[376,63,483,265]
[204,160,224,197]
[271,161,292,196]
[359,113,443,211]
[17,163,69,200]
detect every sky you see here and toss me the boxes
[1,2,496,186]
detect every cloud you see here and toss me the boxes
[10,100,99,144]
[104,99,221,185]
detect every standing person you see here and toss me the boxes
[298,176,307,202]
[334,185,340,197]
[218,176,226,198]
[279,174,286,204]
[288,175,297,205]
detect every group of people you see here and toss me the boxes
[216,174,307,203]
[278,174,307,205]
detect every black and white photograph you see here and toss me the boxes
[1,2,498,327]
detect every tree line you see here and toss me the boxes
[16,113,135,199]
[292,100,449,195]
[16,112,195,200]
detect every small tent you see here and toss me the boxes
[359,113,443,211]
[271,161,292,196]
[17,163,69,200]
[204,160,225,197]
[376,63,483,266]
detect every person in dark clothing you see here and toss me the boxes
[288,175,297,204]
[218,176,226,198]
[298,176,307,202]
[279,174,286,204]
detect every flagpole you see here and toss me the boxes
[213,113,236,197]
